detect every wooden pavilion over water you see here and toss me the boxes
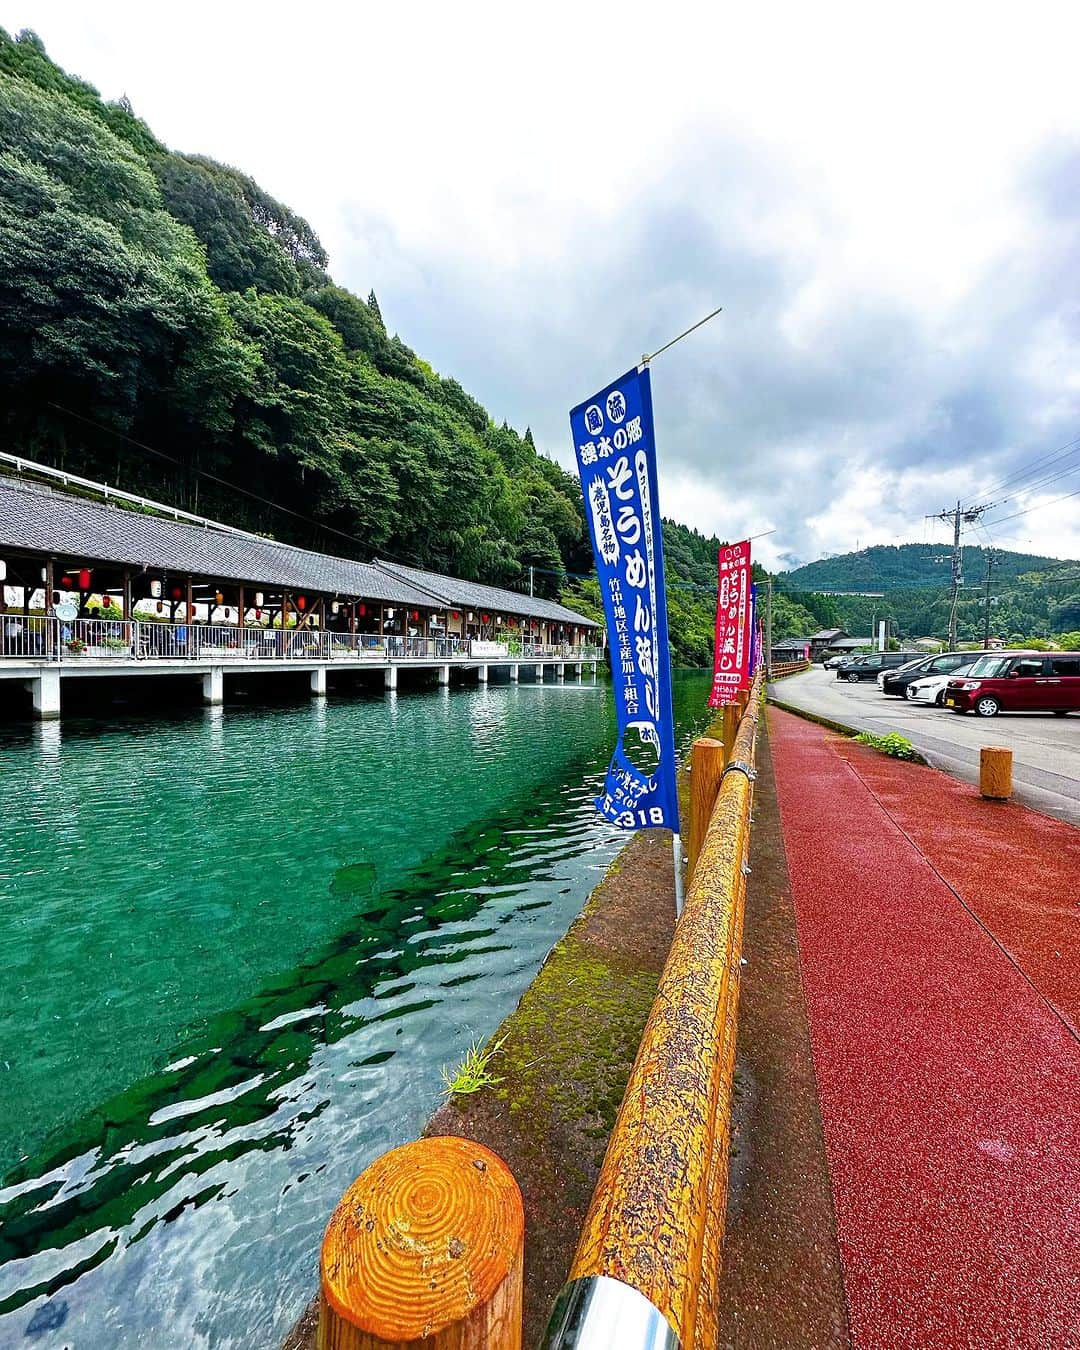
[0,462,600,718]
[0,471,597,648]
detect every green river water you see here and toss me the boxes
[0,669,712,1347]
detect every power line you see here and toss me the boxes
[978,433,1080,498]
[44,402,429,564]
[996,457,1080,504]
[984,483,1080,528]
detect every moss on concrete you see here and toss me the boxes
[495,931,659,1141]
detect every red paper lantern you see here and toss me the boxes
[101,594,112,608]
[452,611,460,620]
[255,608,262,620]
[156,600,164,614]
[171,586,183,602]
[411,610,419,621]
[61,575,73,589]
[358,603,367,617]
[482,613,490,623]
[296,595,307,611]
[78,568,91,590]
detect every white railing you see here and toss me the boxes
[1,615,54,659]
[1,620,602,665]
[58,617,138,660]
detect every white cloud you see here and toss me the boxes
[5,0,1080,566]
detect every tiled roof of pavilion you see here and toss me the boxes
[372,560,598,627]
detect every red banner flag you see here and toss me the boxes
[708,539,753,708]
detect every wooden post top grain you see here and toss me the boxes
[319,1136,524,1350]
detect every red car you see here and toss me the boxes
[943,651,1080,717]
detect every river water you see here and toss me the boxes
[0,669,712,1347]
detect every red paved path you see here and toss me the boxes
[768,707,1080,1350]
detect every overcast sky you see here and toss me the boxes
[6,1,1080,569]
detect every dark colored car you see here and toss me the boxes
[944,651,1080,717]
[835,651,922,682]
[880,650,991,696]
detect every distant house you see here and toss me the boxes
[772,635,812,662]
[913,637,945,653]
[828,636,874,653]
[809,628,847,659]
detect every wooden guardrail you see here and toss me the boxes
[767,659,811,679]
[315,679,763,1350]
[543,677,760,1349]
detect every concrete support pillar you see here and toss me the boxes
[478,664,489,683]
[509,664,519,682]
[557,663,566,680]
[310,666,327,696]
[438,665,450,685]
[385,665,398,691]
[30,667,61,720]
[202,667,223,706]
[591,661,598,678]
[574,662,582,678]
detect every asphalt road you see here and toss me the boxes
[768,665,1080,826]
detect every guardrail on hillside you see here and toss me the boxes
[310,678,763,1350]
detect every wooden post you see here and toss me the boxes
[185,577,193,622]
[318,1136,523,1350]
[45,557,55,660]
[980,747,1013,801]
[238,584,245,629]
[688,737,725,886]
[721,705,740,765]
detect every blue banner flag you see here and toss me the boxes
[570,366,680,832]
[749,582,759,674]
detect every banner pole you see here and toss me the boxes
[672,832,685,918]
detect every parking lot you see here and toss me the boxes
[769,665,1080,825]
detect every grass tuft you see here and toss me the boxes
[854,730,920,761]
[441,1035,507,1098]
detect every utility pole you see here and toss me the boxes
[528,565,534,597]
[931,500,995,650]
[982,550,997,648]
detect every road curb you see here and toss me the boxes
[765,692,862,739]
[765,692,928,765]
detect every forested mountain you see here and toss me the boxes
[784,543,1072,593]
[781,544,1080,644]
[0,29,590,600]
